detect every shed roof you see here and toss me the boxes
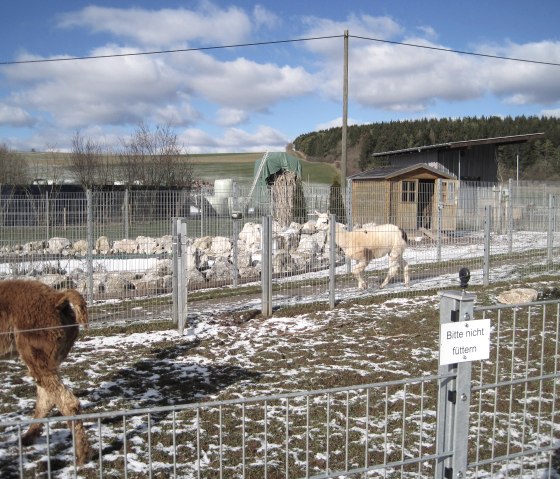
[350,163,456,181]
[372,132,545,157]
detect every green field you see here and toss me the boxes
[191,153,338,185]
[21,151,339,186]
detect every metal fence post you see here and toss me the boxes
[436,287,476,479]
[437,179,443,262]
[483,206,491,287]
[45,191,50,243]
[172,217,179,326]
[547,194,555,267]
[329,213,336,309]
[262,215,272,318]
[232,218,240,288]
[345,180,353,275]
[508,178,513,254]
[86,189,94,307]
[124,188,129,240]
[232,182,240,288]
[172,217,189,334]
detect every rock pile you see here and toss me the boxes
[1,219,335,299]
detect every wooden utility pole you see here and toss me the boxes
[341,30,348,201]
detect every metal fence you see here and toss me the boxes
[1,293,558,478]
[0,181,559,324]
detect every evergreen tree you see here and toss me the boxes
[293,115,560,180]
[328,176,346,224]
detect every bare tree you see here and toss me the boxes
[0,144,29,184]
[119,123,192,188]
[69,132,113,188]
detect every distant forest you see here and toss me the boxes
[292,116,560,181]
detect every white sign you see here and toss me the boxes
[439,318,490,366]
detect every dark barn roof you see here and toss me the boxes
[372,133,545,158]
[350,163,455,181]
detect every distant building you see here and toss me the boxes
[348,133,545,232]
[371,133,544,182]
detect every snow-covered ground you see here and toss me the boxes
[0,231,559,478]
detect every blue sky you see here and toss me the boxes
[1,0,560,154]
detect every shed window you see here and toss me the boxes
[401,181,416,202]
[442,180,455,204]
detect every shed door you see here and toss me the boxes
[417,180,434,229]
[434,180,458,231]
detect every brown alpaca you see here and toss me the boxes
[0,279,91,465]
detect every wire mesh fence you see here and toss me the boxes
[469,300,560,477]
[1,297,558,478]
[0,180,558,324]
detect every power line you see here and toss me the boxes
[0,35,343,66]
[350,34,560,67]
[1,32,558,68]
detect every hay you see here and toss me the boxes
[271,170,306,227]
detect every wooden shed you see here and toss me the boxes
[349,163,458,232]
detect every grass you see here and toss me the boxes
[22,151,339,186]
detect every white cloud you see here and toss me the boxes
[3,39,316,136]
[3,5,560,154]
[253,5,280,30]
[417,25,438,40]
[300,13,403,58]
[5,46,190,128]
[315,117,362,131]
[541,108,560,118]
[0,104,36,127]
[216,108,249,127]
[479,40,560,105]
[302,13,560,113]
[181,125,288,153]
[57,3,252,47]
[183,55,316,110]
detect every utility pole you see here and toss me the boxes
[341,30,348,201]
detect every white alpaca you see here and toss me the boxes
[316,212,410,290]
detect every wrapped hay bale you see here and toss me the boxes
[270,170,306,228]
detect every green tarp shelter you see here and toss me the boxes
[252,152,302,187]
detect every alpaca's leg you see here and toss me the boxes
[21,385,55,446]
[381,255,400,288]
[401,257,410,286]
[37,374,91,465]
[353,260,368,289]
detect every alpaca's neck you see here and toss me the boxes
[333,223,353,248]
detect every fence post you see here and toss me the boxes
[508,178,513,254]
[329,213,336,309]
[436,282,476,479]
[45,190,49,243]
[262,215,272,318]
[86,189,94,307]
[437,179,443,262]
[483,206,491,287]
[124,188,129,240]
[172,217,189,335]
[172,217,179,326]
[345,179,353,275]
[547,194,555,268]
[232,218,240,288]
[232,182,241,288]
